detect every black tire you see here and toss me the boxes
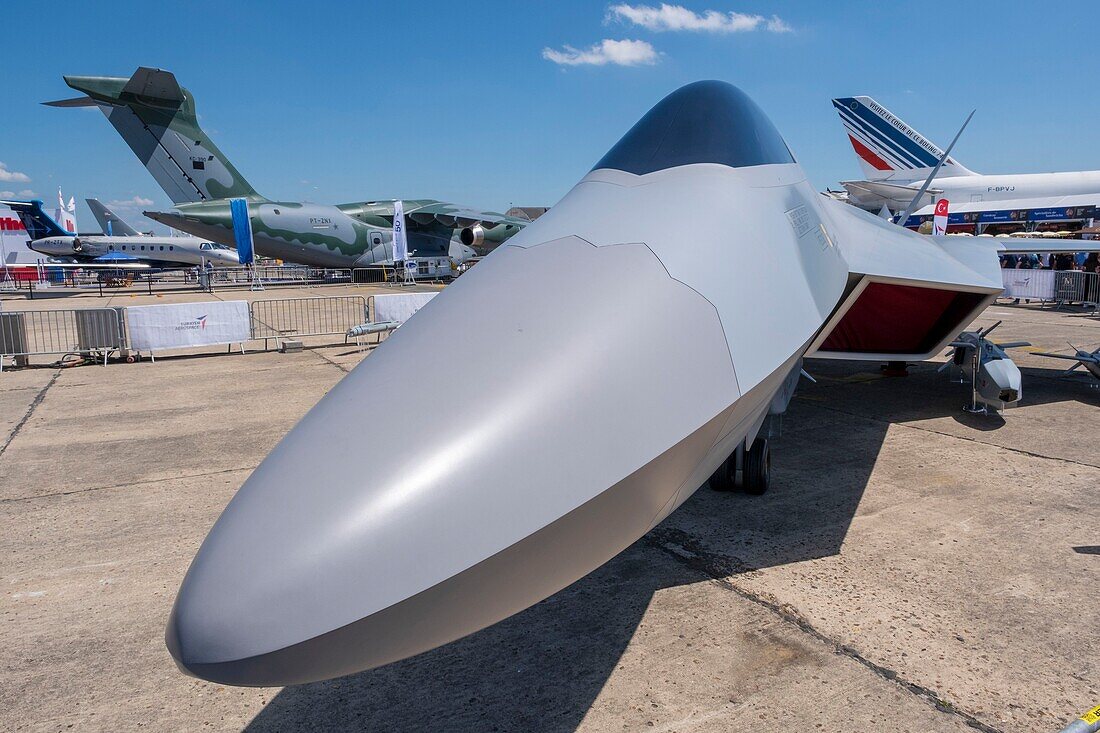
[708,455,736,492]
[743,437,770,495]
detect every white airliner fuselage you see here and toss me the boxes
[861,170,1100,209]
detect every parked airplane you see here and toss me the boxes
[832,96,1100,229]
[2,199,239,268]
[162,81,1100,686]
[1034,344,1100,384]
[46,67,526,268]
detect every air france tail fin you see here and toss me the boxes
[0,199,74,240]
[86,198,140,236]
[831,96,977,182]
[45,67,263,204]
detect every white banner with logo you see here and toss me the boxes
[1001,268,1055,300]
[125,300,251,351]
[392,200,408,262]
[372,292,436,324]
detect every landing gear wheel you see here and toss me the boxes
[708,455,736,492]
[743,437,770,495]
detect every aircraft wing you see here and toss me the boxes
[928,235,1100,254]
[403,202,527,230]
[909,192,1100,219]
[841,179,940,199]
[1032,351,1088,361]
[10,260,151,269]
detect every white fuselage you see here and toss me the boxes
[924,170,1100,205]
[29,235,240,266]
[846,169,1100,217]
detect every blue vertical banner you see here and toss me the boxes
[229,198,254,265]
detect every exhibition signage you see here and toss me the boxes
[126,300,251,351]
[932,199,949,236]
[372,292,436,325]
[392,200,408,262]
[230,198,254,265]
[1001,268,1055,301]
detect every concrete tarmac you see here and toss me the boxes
[1,290,1097,732]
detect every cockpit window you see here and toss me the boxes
[592,80,794,175]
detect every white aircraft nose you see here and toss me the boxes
[166,235,741,685]
[978,358,1022,406]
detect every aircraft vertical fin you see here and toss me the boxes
[832,96,978,181]
[86,198,141,237]
[0,199,73,240]
[47,68,264,204]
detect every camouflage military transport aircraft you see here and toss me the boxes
[46,68,527,268]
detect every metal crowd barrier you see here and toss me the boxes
[352,266,451,285]
[219,266,353,287]
[1054,271,1099,308]
[249,295,369,348]
[352,266,398,284]
[0,307,123,371]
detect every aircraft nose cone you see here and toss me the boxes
[167,236,740,685]
[978,358,1022,407]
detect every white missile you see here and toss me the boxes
[166,81,1006,685]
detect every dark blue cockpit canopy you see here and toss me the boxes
[592,81,794,175]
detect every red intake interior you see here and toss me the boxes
[819,282,987,355]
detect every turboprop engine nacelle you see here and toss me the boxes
[459,224,484,248]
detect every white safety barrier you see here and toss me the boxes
[1001,269,1055,301]
[371,292,438,325]
[126,300,251,355]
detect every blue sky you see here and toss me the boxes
[0,1,1097,232]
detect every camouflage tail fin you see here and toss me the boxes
[46,67,263,204]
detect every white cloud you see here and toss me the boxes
[106,196,155,209]
[542,38,659,67]
[0,162,31,183]
[0,189,36,199]
[608,4,791,33]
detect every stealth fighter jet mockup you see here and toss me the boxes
[166,81,1019,686]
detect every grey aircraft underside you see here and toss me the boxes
[166,82,1044,686]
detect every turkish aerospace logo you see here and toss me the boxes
[175,314,209,332]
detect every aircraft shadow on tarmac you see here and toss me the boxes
[242,359,1095,732]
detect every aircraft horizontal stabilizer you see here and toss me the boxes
[42,96,98,108]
